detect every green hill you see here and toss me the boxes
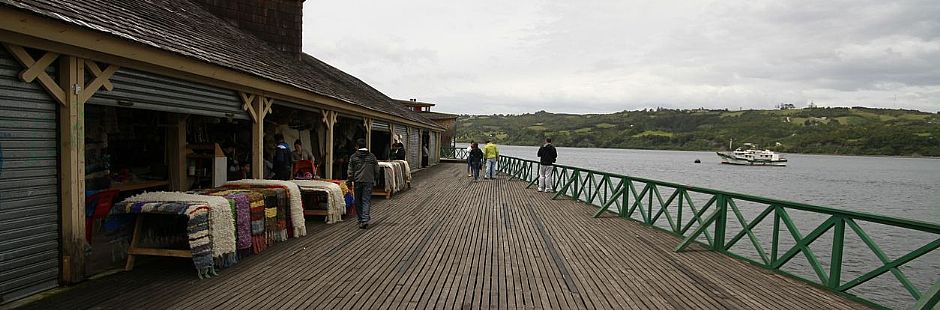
[456,107,940,156]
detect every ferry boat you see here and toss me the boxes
[716,142,787,166]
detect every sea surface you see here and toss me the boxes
[472,144,939,309]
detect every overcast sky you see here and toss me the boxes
[302,0,940,115]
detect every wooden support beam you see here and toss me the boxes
[322,110,337,179]
[3,43,66,104]
[167,114,187,191]
[240,92,272,179]
[364,117,373,150]
[78,61,118,104]
[59,55,86,284]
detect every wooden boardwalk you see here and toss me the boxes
[15,163,867,309]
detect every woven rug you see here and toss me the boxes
[378,162,398,193]
[112,201,216,277]
[291,180,346,224]
[392,160,412,182]
[117,191,238,278]
[193,189,257,252]
[224,179,306,237]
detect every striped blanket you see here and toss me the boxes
[193,189,265,253]
[224,179,306,237]
[291,180,346,224]
[118,192,237,278]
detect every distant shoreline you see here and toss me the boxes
[452,143,940,160]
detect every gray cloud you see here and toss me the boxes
[302,0,940,114]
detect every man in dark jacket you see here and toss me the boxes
[347,138,380,228]
[391,142,406,160]
[536,138,557,192]
[272,134,293,180]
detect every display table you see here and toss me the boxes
[291,180,346,224]
[373,160,411,198]
[110,180,169,192]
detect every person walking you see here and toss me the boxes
[465,141,474,177]
[483,140,499,179]
[468,143,484,181]
[347,138,380,229]
[537,138,557,192]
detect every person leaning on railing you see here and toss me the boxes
[537,138,557,192]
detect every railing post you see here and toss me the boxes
[676,189,684,234]
[620,179,630,218]
[772,205,780,264]
[829,216,845,289]
[714,194,728,252]
[912,280,940,310]
[647,186,654,225]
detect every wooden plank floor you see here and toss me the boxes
[15,163,868,310]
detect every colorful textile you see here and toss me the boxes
[117,191,239,278]
[291,180,346,224]
[260,188,289,242]
[113,201,215,277]
[224,179,306,237]
[193,189,256,251]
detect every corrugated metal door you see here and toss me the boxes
[0,48,60,303]
[372,121,389,132]
[430,132,439,165]
[86,67,246,119]
[407,127,420,168]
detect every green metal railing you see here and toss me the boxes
[486,155,939,310]
[441,146,469,160]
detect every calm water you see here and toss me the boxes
[477,144,940,309]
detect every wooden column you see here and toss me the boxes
[240,93,272,179]
[59,55,86,283]
[322,110,337,179]
[166,114,187,191]
[364,117,373,150]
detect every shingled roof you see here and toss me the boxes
[0,0,441,129]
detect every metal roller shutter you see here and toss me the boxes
[393,124,407,146]
[407,127,420,168]
[372,121,390,132]
[431,132,439,165]
[86,67,247,119]
[0,48,60,304]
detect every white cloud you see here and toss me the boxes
[302,0,940,114]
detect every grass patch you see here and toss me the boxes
[900,114,930,121]
[595,123,617,129]
[850,110,896,121]
[915,132,932,137]
[632,130,673,138]
[721,111,745,118]
[834,116,867,125]
[574,127,593,133]
[527,125,547,131]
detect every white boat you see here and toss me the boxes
[716,142,787,166]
